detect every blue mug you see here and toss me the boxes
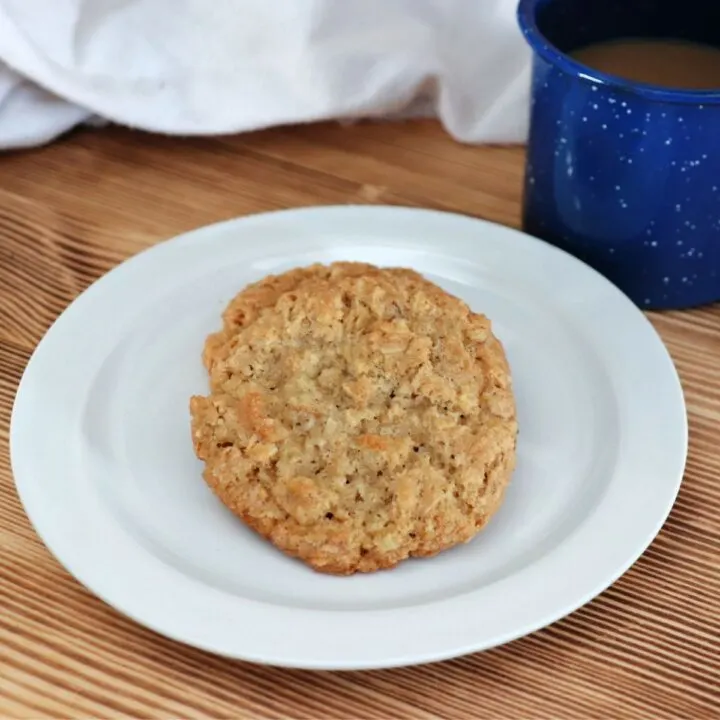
[518,0,720,309]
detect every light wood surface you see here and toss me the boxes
[0,121,718,720]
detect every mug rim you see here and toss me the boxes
[517,0,720,104]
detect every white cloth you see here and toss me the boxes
[0,0,531,150]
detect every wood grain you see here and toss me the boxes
[0,121,718,720]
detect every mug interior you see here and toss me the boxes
[532,0,720,53]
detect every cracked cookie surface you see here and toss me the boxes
[190,263,517,575]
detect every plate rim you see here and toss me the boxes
[10,205,688,670]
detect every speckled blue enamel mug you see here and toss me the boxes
[518,0,720,309]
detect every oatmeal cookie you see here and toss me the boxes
[190,263,517,575]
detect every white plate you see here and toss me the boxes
[11,206,687,670]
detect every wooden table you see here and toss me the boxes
[0,121,717,720]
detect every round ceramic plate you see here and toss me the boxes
[11,206,687,670]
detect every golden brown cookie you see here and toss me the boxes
[190,263,517,575]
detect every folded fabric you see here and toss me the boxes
[0,0,531,150]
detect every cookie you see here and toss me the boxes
[190,263,517,575]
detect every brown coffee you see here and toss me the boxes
[571,38,720,89]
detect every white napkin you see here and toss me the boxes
[0,0,531,150]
